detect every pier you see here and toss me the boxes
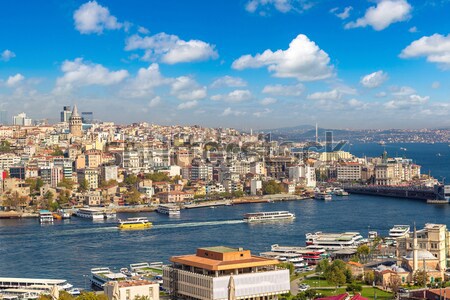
[343,184,449,202]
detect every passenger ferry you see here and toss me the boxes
[305,231,364,250]
[389,225,410,238]
[117,217,152,230]
[74,208,104,220]
[89,268,127,290]
[157,204,181,216]
[314,192,332,200]
[39,210,53,223]
[0,277,73,290]
[243,211,295,222]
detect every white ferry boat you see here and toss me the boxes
[74,208,104,220]
[39,210,53,223]
[0,277,73,290]
[157,204,181,216]
[314,192,332,200]
[243,211,295,222]
[305,231,364,250]
[389,225,410,238]
[89,267,127,290]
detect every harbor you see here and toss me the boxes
[2,193,450,288]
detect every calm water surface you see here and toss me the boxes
[1,143,450,287]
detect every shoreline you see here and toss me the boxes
[0,194,312,219]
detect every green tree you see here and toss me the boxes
[144,172,170,182]
[124,174,139,185]
[3,191,28,211]
[79,179,89,192]
[0,140,11,152]
[324,260,349,290]
[364,271,375,285]
[76,292,108,300]
[58,189,71,205]
[346,282,362,293]
[126,187,142,205]
[134,296,150,300]
[414,269,428,287]
[232,190,244,198]
[278,262,295,275]
[59,291,75,300]
[58,178,75,190]
[262,180,282,195]
[357,245,370,255]
[51,147,64,156]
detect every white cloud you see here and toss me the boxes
[253,108,273,117]
[73,1,122,34]
[148,96,161,108]
[54,58,129,94]
[1,50,16,62]
[262,83,304,96]
[409,26,418,33]
[232,34,333,81]
[307,89,341,101]
[221,107,246,117]
[385,94,429,109]
[391,86,416,96]
[331,6,353,20]
[171,76,207,101]
[138,26,149,35]
[260,97,278,105]
[211,89,252,103]
[345,0,412,31]
[431,81,440,89]
[122,63,172,98]
[400,33,450,68]
[125,33,218,64]
[6,74,25,87]
[210,76,247,88]
[245,0,312,14]
[177,100,198,110]
[376,91,387,98]
[360,70,388,88]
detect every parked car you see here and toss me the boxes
[298,284,310,291]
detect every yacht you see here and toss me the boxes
[333,188,349,196]
[117,217,152,230]
[157,204,181,216]
[243,211,295,223]
[305,231,364,251]
[0,277,72,291]
[89,267,127,290]
[57,209,71,219]
[314,192,332,200]
[74,208,104,220]
[103,211,116,219]
[39,210,53,223]
[389,225,410,238]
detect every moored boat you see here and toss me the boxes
[117,217,152,230]
[314,192,332,200]
[74,208,104,220]
[157,204,181,216]
[39,210,53,223]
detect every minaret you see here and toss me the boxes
[69,105,83,137]
[413,222,418,272]
[315,123,318,143]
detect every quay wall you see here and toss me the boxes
[344,185,439,201]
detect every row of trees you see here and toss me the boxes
[39,292,152,300]
[316,259,353,290]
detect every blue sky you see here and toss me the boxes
[1,0,450,129]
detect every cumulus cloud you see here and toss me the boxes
[54,58,129,94]
[232,34,333,81]
[122,63,172,98]
[125,33,218,64]
[260,97,278,105]
[211,89,252,103]
[210,76,247,88]
[262,83,304,96]
[400,33,450,68]
[73,1,122,34]
[253,108,273,117]
[307,89,342,101]
[148,96,161,108]
[385,94,429,109]
[345,0,412,31]
[221,107,246,117]
[245,0,313,14]
[391,86,416,96]
[6,74,25,87]
[171,76,207,101]
[360,70,388,88]
[1,50,16,62]
[330,6,353,20]
[177,100,198,110]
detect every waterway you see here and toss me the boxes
[0,143,449,287]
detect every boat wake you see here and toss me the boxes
[154,219,244,229]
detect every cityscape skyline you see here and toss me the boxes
[1,0,450,129]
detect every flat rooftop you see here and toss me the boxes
[170,246,280,271]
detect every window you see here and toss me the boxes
[126,289,130,300]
